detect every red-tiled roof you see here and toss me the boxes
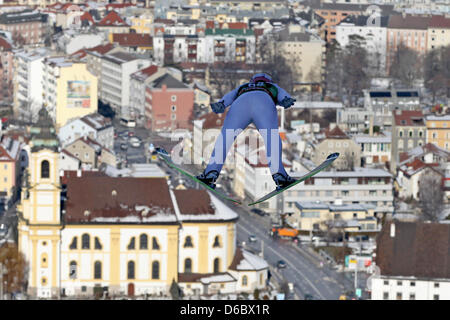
[228,247,245,271]
[80,11,95,24]
[154,18,175,25]
[376,221,450,279]
[219,22,248,29]
[429,15,450,28]
[70,48,88,60]
[112,33,152,47]
[206,20,215,29]
[173,189,215,215]
[0,145,13,162]
[60,170,106,185]
[106,3,134,10]
[0,36,11,51]
[64,176,175,223]
[87,43,115,55]
[393,110,424,126]
[325,126,348,139]
[97,11,129,27]
[388,14,431,30]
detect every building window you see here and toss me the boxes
[69,237,77,249]
[139,234,148,249]
[171,114,176,120]
[184,236,193,248]
[184,258,192,273]
[171,95,176,102]
[152,237,160,250]
[260,273,263,285]
[410,281,415,287]
[213,236,221,248]
[383,292,389,300]
[69,261,77,279]
[41,253,48,268]
[81,233,90,249]
[409,293,415,300]
[396,292,402,300]
[127,237,135,250]
[434,283,439,288]
[397,281,402,286]
[383,280,389,285]
[242,275,248,286]
[171,105,176,112]
[213,258,220,273]
[127,261,135,279]
[41,277,47,286]
[94,261,102,279]
[434,294,439,300]
[41,160,50,178]
[152,261,160,279]
[94,237,102,250]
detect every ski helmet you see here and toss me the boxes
[250,73,272,83]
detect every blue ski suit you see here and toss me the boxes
[204,78,293,177]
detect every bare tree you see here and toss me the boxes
[324,40,345,100]
[418,171,444,222]
[208,62,243,99]
[18,99,39,124]
[341,35,370,107]
[0,243,28,296]
[344,151,356,170]
[389,44,423,88]
[424,46,449,103]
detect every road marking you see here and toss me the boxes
[237,223,326,300]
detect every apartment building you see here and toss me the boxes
[372,221,450,300]
[84,43,116,95]
[336,15,389,75]
[282,168,394,217]
[386,14,431,72]
[390,110,426,173]
[272,25,326,85]
[336,107,373,133]
[96,10,130,35]
[286,201,379,235]
[363,88,421,129]
[144,73,194,131]
[354,132,392,166]
[100,51,151,117]
[427,15,450,50]
[311,126,361,170]
[13,48,51,122]
[311,3,394,42]
[42,56,98,130]
[0,9,47,45]
[425,114,450,150]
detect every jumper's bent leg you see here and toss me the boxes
[251,100,288,177]
[203,103,251,176]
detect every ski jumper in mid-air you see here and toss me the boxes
[196,73,297,191]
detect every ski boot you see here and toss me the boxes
[272,172,297,191]
[196,170,220,189]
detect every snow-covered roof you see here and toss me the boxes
[178,192,239,222]
[200,273,236,284]
[233,249,268,271]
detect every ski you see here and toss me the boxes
[155,147,242,205]
[248,153,340,206]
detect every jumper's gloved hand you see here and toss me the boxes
[211,101,226,114]
[279,97,296,109]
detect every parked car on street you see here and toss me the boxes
[120,143,128,150]
[251,208,266,216]
[248,235,257,242]
[0,223,8,238]
[277,260,287,268]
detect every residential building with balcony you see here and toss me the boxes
[42,56,98,130]
[13,48,51,122]
[286,201,379,236]
[391,110,426,173]
[100,51,151,117]
[282,168,394,217]
[354,132,391,166]
[0,9,47,45]
[425,114,450,150]
[363,88,421,129]
[144,73,194,131]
